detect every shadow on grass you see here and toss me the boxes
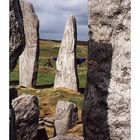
[10,80,19,86]
[78,88,85,94]
[10,80,54,89]
[35,84,54,89]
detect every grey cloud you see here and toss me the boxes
[28,0,88,41]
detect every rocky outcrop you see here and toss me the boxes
[54,16,78,91]
[50,135,84,140]
[10,0,25,71]
[19,1,39,87]
[83,0,131,140]
[12,95,39,140]
[54,101,78,135]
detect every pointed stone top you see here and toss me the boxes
[54,15,78,91]
[68,15,76,19]
[66,15,76,25]
[63,15,77,43]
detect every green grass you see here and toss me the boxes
[10,65,19,81]
[10,40,88,88]
[68,96,83,109]
[37,71,55,85]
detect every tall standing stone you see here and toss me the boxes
[10,0,25,72]
[19,1,39,87]
[83,0,131,140]
[54,16,78,91]
[12,95,39,140]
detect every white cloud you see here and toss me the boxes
[27,0,88,40]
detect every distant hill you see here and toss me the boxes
[39,39,88,46]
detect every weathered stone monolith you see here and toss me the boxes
[83,0,131,140]
[10,0,25,71]
[12,94,39,140]
[19,1,39,87]
[54,16,78,91]
[54,101,78,135]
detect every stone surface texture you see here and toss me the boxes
[54,101,78,135]
[12,94,39,140]
[83,0,131,140]
[50,135,84,140]
[19,0,39,87]
[10,0,25,71]
[54,16,78,91]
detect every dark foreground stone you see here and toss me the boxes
[83,0,131,139]
[10,0,25,71]
[12,94,39,140]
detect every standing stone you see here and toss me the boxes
[19,1,39,87]
[10,0,25,72]
[54,16,78,91]
[83,0,131,140]
[12,95,39,140]
[54,101,78,135]
[9,88,18,140]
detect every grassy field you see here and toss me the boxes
[10,40,88,88]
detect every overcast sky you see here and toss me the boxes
[28,0,88,41]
